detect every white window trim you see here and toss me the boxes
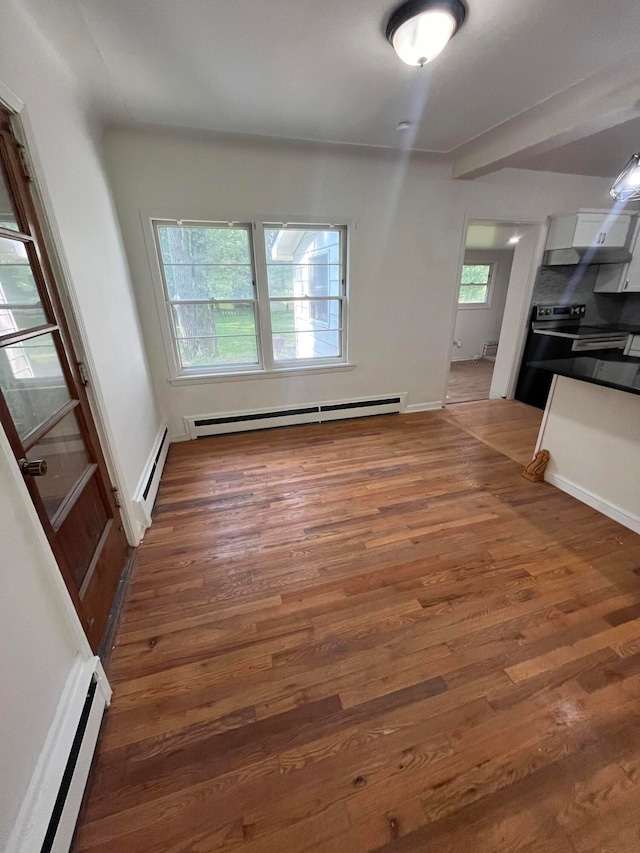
[457,262,495,310]
[142,213,351,381]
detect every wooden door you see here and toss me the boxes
[0,107,129,651]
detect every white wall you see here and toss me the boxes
[538,376,640,534]
[103,126,613,438]
[452,248,514,361]
[0,424,91,847]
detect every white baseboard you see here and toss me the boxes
[405,401,444,413]
[7,656,109,853]
[545,471,640,535]
[132,425,169,539]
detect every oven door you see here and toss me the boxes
[515,328,574,409]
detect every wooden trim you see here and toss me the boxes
[22,398,79,452]
[96,547,135,667]
[0,322,57,347]
[51,463,98,532]
[0,224,32,241]
[78,517,112,599]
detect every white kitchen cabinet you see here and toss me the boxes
[594,218,640,293]
[546,211,631,251]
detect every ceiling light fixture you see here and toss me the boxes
[610,153,640,201]
[508,235,521,245]
[386,0,467,67]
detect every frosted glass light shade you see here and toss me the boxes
[386,0,466,67]
[610,153,640,201]
[391,10,456,66]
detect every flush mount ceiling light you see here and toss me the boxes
[386,0,467,67]
[610,153,640,201]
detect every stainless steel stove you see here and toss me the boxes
[515,303,628,409]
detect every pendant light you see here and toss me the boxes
[610,153,640,201]
[386,0,467,67]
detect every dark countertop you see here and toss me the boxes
[575,322,640,334]
[529,354,640,397]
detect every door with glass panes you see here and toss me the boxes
[0,107,128,651]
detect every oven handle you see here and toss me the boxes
[571,338,626,352]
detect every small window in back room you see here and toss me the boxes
[458,264,493,306]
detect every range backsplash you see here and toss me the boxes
[621,293,640,325]
[532,265,636,325]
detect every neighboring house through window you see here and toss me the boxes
[152,220,348,377]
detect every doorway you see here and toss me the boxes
[0,106,129,651]
[445,219,542,405]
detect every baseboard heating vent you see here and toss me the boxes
[40,680,97,853]
[482,341,498,359]
[186,394,406,438]
[133,426,170,537]
[142,428,168,500]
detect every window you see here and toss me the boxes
[153,220,348,376]
[458,264,493,306]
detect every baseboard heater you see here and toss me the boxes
[142,428,168,500]
[39,680,97,853]
[5,659,109,853]
[133,426,170,537]
[185,394,407,438]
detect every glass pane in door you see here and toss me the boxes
[26,407,91,521]
[0,165,20,231]
[0,236,47,331]
[0,332,71,440]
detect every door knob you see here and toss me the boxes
[19,458,48,477]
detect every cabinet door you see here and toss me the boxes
[572,214,629,249]
[600,217,631,248]
[571,215,606,248]
[623,241,640,291]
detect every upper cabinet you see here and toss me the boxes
[546,211,632,251]
[594,218,640,293]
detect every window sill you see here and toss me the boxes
[168,362,357,385]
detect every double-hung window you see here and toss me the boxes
[153,220,348,377]
[458,264,493,307]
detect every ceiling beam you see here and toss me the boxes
[452,59,640,180]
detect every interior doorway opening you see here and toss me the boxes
[445,219,541,406]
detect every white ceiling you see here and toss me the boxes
[24,0,640,176]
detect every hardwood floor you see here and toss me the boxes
[75,405,640,853]
[446,358,495,403]
[443,398,543,466]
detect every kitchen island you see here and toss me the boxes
[530,354,640,535]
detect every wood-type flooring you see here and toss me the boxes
[75,404,640,853]
[446,358,495,403]
[443,398,542,466]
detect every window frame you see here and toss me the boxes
[149,217,350,380]
[457,263,495,310]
